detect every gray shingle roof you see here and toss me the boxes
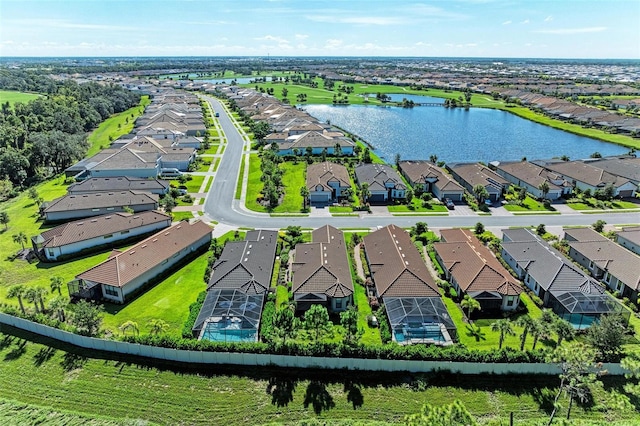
[44,191,158,213]
[67,177,169,194]
[306,161,350,192]
[355,164,406,191]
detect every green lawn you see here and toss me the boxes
[102,253,208,336]
[168,176,204,193]
[387,199,449,213]
[171,211,195,221]
[196,158,212,172]
[329,206,354,213]
[503,197,556,212]
[353,283,381,345]
[0,333,637,426]
[567,198,640,211]
[0,90,41,107]
[245,157,306,213]
[86,96,150,157]
[275,284,289,308]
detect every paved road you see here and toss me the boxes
[202,95,640,230]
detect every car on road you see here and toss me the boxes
[444,198,455,210]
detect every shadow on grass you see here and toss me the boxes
[304,380,336,414]
[61,352,87,372]
[267,375,297,407]
[33,346,57,367]
[4,339,27,361]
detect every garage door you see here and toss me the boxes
[443,193,463,201]
[368,194,386,203]
[310,193,331,204]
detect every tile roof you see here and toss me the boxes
[292,225,353,298]
[399,160,464,192]
[44,191,158,213]
[435,229,521,296]
[34,210,171,248]
[306,161,351,192]
[207,230,278,294]
[355,164,406,191]
[584,157,640,183]
[616,226,640,247]
[496,161,562,190]
[447,163,508,189]
[363,224,439,297]
[67,177,169,194]
[76,220,212,287]
[90,149,158,171]
[542,161,630,188]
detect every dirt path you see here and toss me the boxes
[353,243,366,280]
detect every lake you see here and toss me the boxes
[303,97,628,163]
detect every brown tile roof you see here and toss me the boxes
[435,229,522,296]
[497,161,562,190]
[44,191,158,213]
[76,220,212,287]
[363,224,439,297]
[292,225,353,298]
[543,161,630,188]
[448,163,508,188]
[399,160,463,192]
[306,161,351,192]
[35,210,171,248]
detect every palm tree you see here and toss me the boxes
[48,296,68,322]
[24,287,40,314]
[300,185,310,210]
[538,181,550,199]
[360,182,370,205]
[460,294,481,320]
[490,319,515,349]
[49,276,63,295]
[0,211,9,230]
[148,319,169,336]
[33,287,47,313]
[516,315,535,351]
[7,284,27,315]
[429,154,438,164]
[12,231,27,251]
[530,319,547,350]
[119,320,140,336]
[553,318,575,346]
[472,184,490,204]
[334,143,342,156]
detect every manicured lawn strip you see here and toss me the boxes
[503,197,555,212]
[329,206,353,213]
[245,154,264,210]
[182,176,204,193]
[202,144,220,154]
[235,155,246,200]
[86,96,150,157]
[0,90,41,106]
[353,283,381,345]
[171,211,194,221]
[271,161,306,213]
[196,158,212,172]
[275,284,289,308]
[387,200,449,212]
[101,253,208,336]
[567,199,640,210]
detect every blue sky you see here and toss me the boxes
[1,0,638,58]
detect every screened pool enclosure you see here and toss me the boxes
[192,289,265,342]
[547,290,628,329]
[384,297,456,345]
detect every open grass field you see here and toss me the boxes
[503,197,556,212]
[0,331,638,426]
[0,90,41,107]
[86,96,150,157]
[245,157,306,213]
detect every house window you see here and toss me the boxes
[336,299,342,309]
[103,234,113,239]
[107,207,115,211]
[104,286,118,297]
[589,261,594,269]
[48,249,54,257]
[121,230,129,235]
[616,280,623,292]
[92,208,100,212]
[506,296,515,307]
[604,272,611,284]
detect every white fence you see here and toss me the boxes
[0,312,628,375]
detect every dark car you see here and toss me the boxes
[444,198,455,209]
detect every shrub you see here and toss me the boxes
[531,294,544,307]
[260,301,276,342]
[448,288,458,299]
[377,306,392,344]
[182,291,206,338]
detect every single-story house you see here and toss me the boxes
[43,191,159,223]
[434,229,522,312]
[501,228,626,328]
[32,210,171,262]
[538,160,637,198]
[68,220,212,303]
[67,176,170,196]
[87,149,160,179]
[495,161,567,200]
[398,160,465,201]
[276,131,355,156]
[355,164,407,203]
[615,226,640,256]
[363,224,455,344]
[292,225,353,312]
[447,163,509,202]
[306,161,351,205]
[564,227,640,302]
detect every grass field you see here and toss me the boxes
[0,332,638,426]
[567,199,640,210]
[86,96,150,157]
[503,197,556,212]
[387,199,449,213]
[171,211,195,221]
[0,90,41,107]
[245,157,306,213]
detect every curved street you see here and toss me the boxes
[201,95,639,231]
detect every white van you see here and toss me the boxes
[159,168,182,178]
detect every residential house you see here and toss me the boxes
[276,131,355,156]
[32,210,171,261]
[447,163,509,202]
[68,220,211,303]
[501,228,625,328]
[584,156,640,188]
[433,229,522,312]
[306,161,351,205]
[67,177,170,196]
[292,225,353,312]
[398,160,465,201]
[192,230,278,342]
[43,191,159,222]
[615,226,640,255]
[495,161,567,199]
[564,227,640,301]
[87,149,160,179]
[355,164,407,203]
[363,224,455,344]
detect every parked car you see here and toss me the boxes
[444,198,455,209]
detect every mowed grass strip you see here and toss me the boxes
[0,90,41,107]
[0,335,636,426]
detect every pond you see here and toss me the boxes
[303,98,628,163]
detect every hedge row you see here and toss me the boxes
[181,291,206,338]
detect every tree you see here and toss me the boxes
[273,304,297,345]
[340,307,362,346]
[359,182,370,205]
[394,153,401,167]
[119,320,140,336]
[586,314,626,361]
[48,296,68,322]
[161,195,176,213]
[12,231,27,251]
[148,318,169,335]
[300,185,310,210]
[49,276,63,295]
[0,211,9,230]
[590,151,602,158]
[538,181,550,199]
[302,304,332,342]
[70,300,104,336]
[530,318,547,350]
[516,314,535,351]
[7,284,27,315]
[472,184,489,204]
[405,188,414,206]
[404,400,476,426]
[553,318,575,346]
[460,294,481,319]
[24,287,43,314]
[592,219,606,233]
[536,223,546,236]
[490,318,515,349]
[547,343,601,423]
[621,355,640,397]
[474,222,485,235]
[362,147,372,164]
[28,187,39,202]
[429,154,438,164]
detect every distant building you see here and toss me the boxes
[43,191,159,222]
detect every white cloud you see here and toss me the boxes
[295,34,309,40]
[544,16,554,22]
[306,15,405,25]
[6,18,130,31]
[325,39,343,49]
[521,19,530,24]
[502,20,512,25]
[535,27,607,34]
[254,35,290,44]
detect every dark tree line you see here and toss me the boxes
[0,72,140,188]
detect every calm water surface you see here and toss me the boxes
[303,97,627,163]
